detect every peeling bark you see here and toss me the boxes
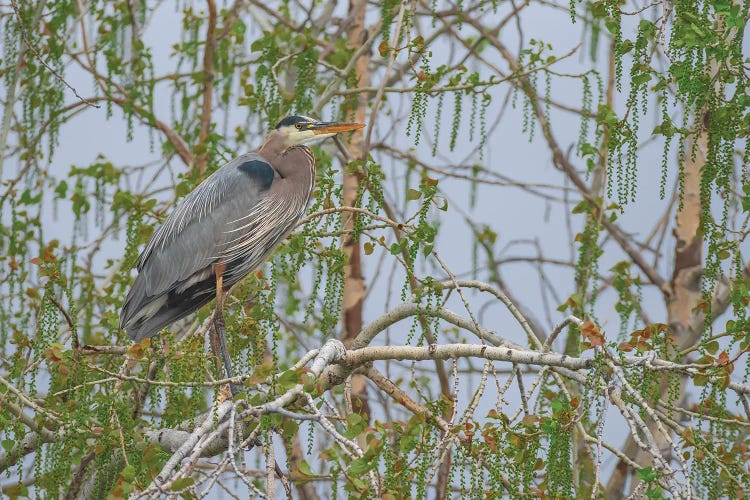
[606,119,707,497]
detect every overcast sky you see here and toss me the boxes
[7,1,741,495]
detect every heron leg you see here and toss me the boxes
[211,263,238,396]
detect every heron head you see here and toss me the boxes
[273,115,366,148]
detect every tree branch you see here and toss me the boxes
[195,0,217,173]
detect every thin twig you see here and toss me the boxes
[10,0,100,109]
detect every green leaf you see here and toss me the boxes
[705,341,719,354]
[610,261,630,274]
[406,188,421,201]
[348,456,376,476]
[54,180,68,199]
[1,439,14,452]
[645,485,665,499]
[632,72,652,87]
[617,39,634,56]
[580,142,598,157]
[571,199,591,214]
[298,459,314,476]
[638,19,657,37]
[597,104,619,126]
[277,369,302,389]
[590,2,607,18]
[170,477,194,491]
[604,18,619,34]
[344,413,367,438]
[694,373,709,386]
[121,464,136,482]
[637,466,658,482]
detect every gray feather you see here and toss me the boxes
[121,154,270,336]
[120,148,314,342]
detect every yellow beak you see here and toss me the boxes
[311,122,366,135]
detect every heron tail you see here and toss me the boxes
[120,277,215,343]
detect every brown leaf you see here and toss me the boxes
[378,41,389,57]
[580,321,605,347]
[522,414,539,426]
[127,343,144,360]
[717,350,730,366]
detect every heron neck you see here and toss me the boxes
[258,132,315,181]
[280,146,315,181]
[258,130,287,158]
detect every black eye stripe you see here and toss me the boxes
[275,115,315,129]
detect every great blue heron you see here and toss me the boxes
[120,115,365,385]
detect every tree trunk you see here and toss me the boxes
[606,116,706,496]
[340,0,371,420]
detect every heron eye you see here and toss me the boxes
[295,123,303,130]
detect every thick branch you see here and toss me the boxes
[195,0,217,173]
[347,343,591,369]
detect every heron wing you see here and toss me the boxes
[120,153,278,337]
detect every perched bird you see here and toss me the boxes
[120,116,365,378]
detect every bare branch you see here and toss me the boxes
[9,0,101,109]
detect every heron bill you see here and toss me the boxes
[311,122,366,135]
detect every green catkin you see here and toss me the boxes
[544,70,551,133]
[578,74,592,154]
[414,430,431,498]
[469,164,479,209]
[658,93,671,200]
[457,445,467,496]
[331,466,339,500]
[407,55,431,146]
[469,443,479,497]
[469,92,477,143]
[383,431,394,493]
[522,434,541,492]
[381,0,399,42]
[398,5,410,47]
[432,92,444,157]
[307,421,314,455]
[611,3,623,92]
[269,263,280,394]
[545,400,573,496]
[407,303,419,345]
[479,93,490,160]
[527,73,538,142]
[294,44,317,114]
[406,86,423,143]
[449,91,462,151]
